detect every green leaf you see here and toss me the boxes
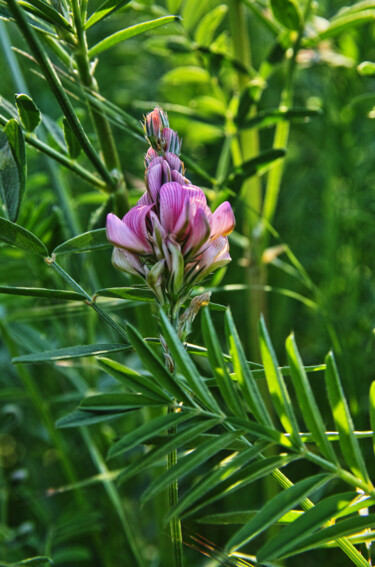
[18,0,73,31]
[14,557,54,566]
[165,443,268,523]
[158,309,221,413]
[53,229,110,255]
[227,474,332,552]
[357,60,375,76]
[141,430,241,504]
[258,316,303,448]
[125,322,192,406]
[85,0,132,29]
[202,308,246,418]
[117,418,222,485]
[279,514,375,558]
[257,490,359,562]
[0,217,47,255]
[286,333,338,464]
[56,409,127,428]
[97,356,173,402]
[325,352,370,484]
[107,409,196,459]
[162,66,211,86]
[225,149,286,188]
[370,381,375,456]
[186,454,299,519]
[80,392,166,411]
[12,343,130,363]
[270,0,302,30]
[0,286,85,301]
[198,509,303,525]
[89,16,181,57]
[0,120,26,222]
[15,93,41,132]
[240,107,322,130]
[63,117,81,159]
[225,308,273,426]
[194,4,228,46]
[227,416,294,449]
[96,287,155,302]
[317,10,375,41]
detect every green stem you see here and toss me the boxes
[48,259,129,342]
[228,0,264,360]
[0,113,106,189]
[70,0,129,212]
[168,413,184,567]
[5,0,116,190]
[262,1,313,230]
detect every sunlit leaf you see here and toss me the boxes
[257,491,361,561]
[286,333,338,464]
[259,316,303,447]
[228,474,332,552]
[325,352,370,484]
[85,0,132,29]
[89,16,181,57]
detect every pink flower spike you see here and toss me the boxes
[112,247,145,277]
[210,201,235,240]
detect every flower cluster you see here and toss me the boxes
[106,107,235,311]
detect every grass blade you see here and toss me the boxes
[286,333,338,464]
[259,316,303,448]
[227,474,332,552]
[89,16,181,57]
[325,352,371,485]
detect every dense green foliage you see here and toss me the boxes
[1,0,375,565]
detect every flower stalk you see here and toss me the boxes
[106,108,236,566]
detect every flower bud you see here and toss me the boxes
[144,107,169,150]
[162,127,182,155]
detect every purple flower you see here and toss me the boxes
[106,107,235,305]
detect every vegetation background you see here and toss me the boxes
[1,0,375,565]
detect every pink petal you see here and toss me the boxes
[138,192,152,206]
[165,152,183,172]
[195,237,231,281]
[183,207,210,255]
[122,205,153,252]
[210,201,235,239]
[172,170,190,185]
[146,162,163,202]
[106,213,145,253]
[159,182,189,235]
[112,247,145,277]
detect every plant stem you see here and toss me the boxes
[228,0,264,360]
[262,0,313,232]
[70,0,129,213]
[5,0,116,190]
[168,412,184,567]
